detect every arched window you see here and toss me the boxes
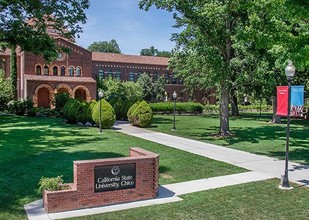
[152,73,158,82]
[129,71,135,81]
[60,66,65,76]
[172,73,177,84]
[137,71,142,79]
[164,72,170,84]
[35,65,41,75]
[43,65,49,75]
[98,69,104,80]
[115,71,121,80]
[76,67,81,77]
[53,66,58,76]
[106,70,113,78]
[69,67,74,76]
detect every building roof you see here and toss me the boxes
[92,52,170,66]
[24,75,96,83]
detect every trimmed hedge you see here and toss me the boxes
[76,101,89,125]
[108,96,137,120]
[150,102,203,114]
[63,98,80,123]
[92,99,116,129]
[129,100,153,127]
[127,101,141,124]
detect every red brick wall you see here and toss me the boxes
[43,147,159,213]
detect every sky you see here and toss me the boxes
[76,0,178,55]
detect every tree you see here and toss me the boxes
[137,73,153,101]
[140,0,309,136]
[140,46,171,57]
[0,69,13,111]
[0,0,89,60]
[1,0,89,100]
[88,39,121,53]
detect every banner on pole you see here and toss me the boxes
[290,86,304,117]
[276,86,288,116]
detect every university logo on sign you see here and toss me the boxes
[94,164,136,192]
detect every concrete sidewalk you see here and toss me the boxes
[25,171,271,220]
[113,121,309,187]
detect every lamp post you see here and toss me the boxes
[280,60,295,190]
[172,91,177,131]
[164,91,168,102]
[259,94,262,117]
[98,90,104,134]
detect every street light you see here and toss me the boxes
[172,91,177,131]
[98,90,104,134]
[279,60,295,190]
[259,94,262,117]
[164,91,168,102]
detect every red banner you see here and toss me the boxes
[276,86,288,116]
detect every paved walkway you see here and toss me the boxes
[114,121,309,187]
[25,121,308,219]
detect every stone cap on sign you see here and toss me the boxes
[73,147,159,165]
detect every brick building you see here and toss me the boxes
[0,37,215,108]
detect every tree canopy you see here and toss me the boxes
[140,0,309,135]
[0,0,90,60]
[87,39,121,53]
[140,46,171,57]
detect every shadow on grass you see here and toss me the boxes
[0,115,127,218]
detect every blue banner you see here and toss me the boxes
[290,86,304,117]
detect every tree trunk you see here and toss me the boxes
[219,82,231,136]
[230,87,239,116]
[270,96,281,123]
[10,45,17,100]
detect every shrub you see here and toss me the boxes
[109,96,134,120]
[86,100,96,125]
[76,101,89,125]
[92,99,116,129]
[150,102,204,114]
[54,92,70,111]
[131,100,153,127]
[7,99,31,116]
[127,101,141,124]
[27,107,39,117]
[63,98,80,123]
[38,176,66,192]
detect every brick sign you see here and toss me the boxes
[94,163,136,192]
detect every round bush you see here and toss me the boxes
[92,99,116,129]
[132,100,153,127]
[85,100,96,125]
[63,98,80,123]
[127,101,141,124]
[76,101,88,125]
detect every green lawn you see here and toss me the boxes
[71,179,309,220]
[0,115,244,219]
[149,114,309,164]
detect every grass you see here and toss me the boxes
[149,113,309,164]
[71,179,309,220]
[0,115,244,219]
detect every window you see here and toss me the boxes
[115,71,121,80]
[137,72,142,80]
[98,69,104,80]
[164,73,170,84]
[172,73,177,84]
[43,65,49,75]
[129,72,135,81]
[106,71,113,78]
[69,67,74,76]
[52,66,58,76]
[36,65,41,75]
[76,67,81,77]
[60,66,65,76]
[152,73,158,82]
